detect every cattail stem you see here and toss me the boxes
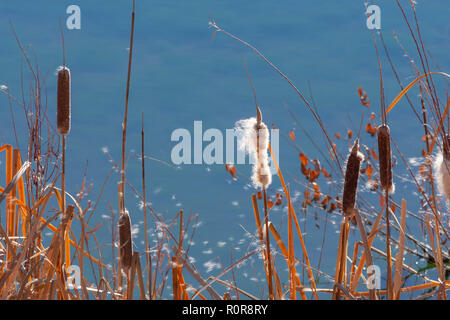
[61,135,66,217]
[385,191,392,299]
[141,112,151,299]
[120,0,135,212]
[263,188,274,300]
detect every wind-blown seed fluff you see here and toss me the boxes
[434,135,450,203]
[377,124,395,194]
[57,66,71,135]
[234,108,272,189]
[119,209,133,271]
[342,139,364,218]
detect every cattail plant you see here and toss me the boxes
[235,105,274,299]
[342,139,364,218]
[377,124,394,194]
[119,209,133,272]
[434,135,450,202]
[56,64,71,280]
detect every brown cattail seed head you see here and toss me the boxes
[342,139,364,218]
[377,124,394,194]
[119,209,133,271]
[57,66,71,135]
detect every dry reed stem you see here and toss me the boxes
[349,242,361,287]
[352,207,377,300]
[140,112,151,299]
[350,207,384,292]
[268,222,307,300]
[178,254,223,300]
[212,278,259,300]
[332,220,349,300]
[287,186,296,300]
[393,199,407,299]
[424,215,446,298]
[251,194,273,292]
[268,143,318,299]
[262,188,274,300]
[119,0,136,212]
[356,280,450,298]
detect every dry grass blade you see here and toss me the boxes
[0,161,30,204]
[385,71,449,115]
[177,254,222,300]
[190,249,259,300]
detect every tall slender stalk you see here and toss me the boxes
[141,112,151,299]
[119,0,135,212]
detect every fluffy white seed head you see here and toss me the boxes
[235,116,272,189]
[434,152,450,203]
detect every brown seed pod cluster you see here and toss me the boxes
[57,66,71,135]
[119,209,133,271]
[377,124,394,194]
[342,139,364,218]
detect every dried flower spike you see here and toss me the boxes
[342,139,364,218]
[377,124,395,194]
[57,66,71,135]
[119,209,133,271]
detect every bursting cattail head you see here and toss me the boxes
[119,209,133,271]
[235,107,272,189]
[377,124,395,194]
[434,135,450,203]
[342,139,364,218]
[57,66,71,135]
